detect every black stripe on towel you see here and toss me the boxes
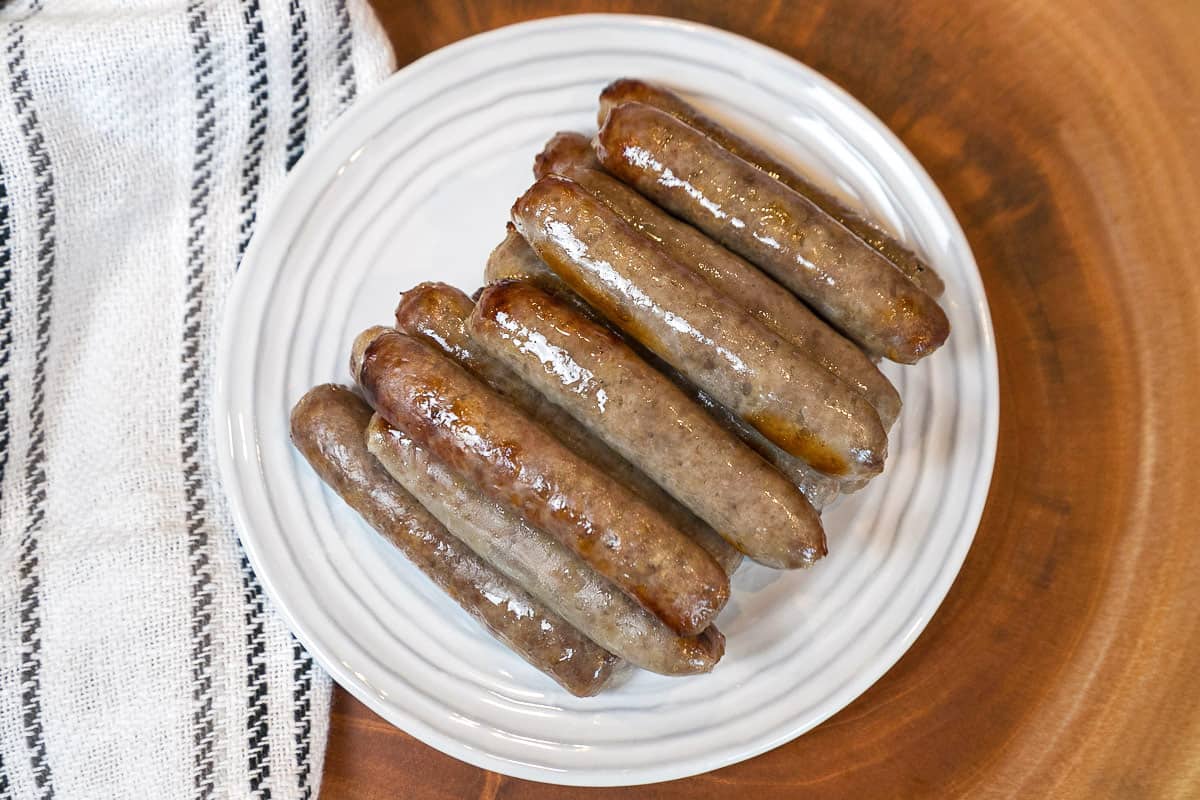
[236,0,269,264]
[0,750,11,800]
[0,161,12,505]
[284,4,315,797]
[285,0,309,172]
[333,0,355,110]
[241,551,272,800]
[183,2,218,799]
[237,1,272,797]
[7,1,56,797]
[291,641,314,800]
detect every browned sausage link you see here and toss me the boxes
[393,281,741,575]
[353,329,730,636]
[367,415,725,674]
[288,384,619,696]
[533,131,901,430]
[653,353,844,508]
[396,283,515,391]
[349,325,394,383]
[595,102,950,364]
[512,174,887,479]
[472,281,826,568]
[485,223,573,298]
[686,378,844,509]
[589,314,845,509]
[486,228,846,503]
[597,78,945,298]
[534,130,602,177]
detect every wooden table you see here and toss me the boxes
[323,2,1200,796]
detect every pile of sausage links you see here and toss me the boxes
[290,79,950,696]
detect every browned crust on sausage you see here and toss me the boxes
[531,132,901,430]
[367,414,726,674]
[595,101,949,363]
[534,130,602,179]
[472,280,827,568]
[597,78,945,298]
[354,330,730,635]
[288,383,619,696]
[512,174,888,477]
[484,227,848,503]
[393,281,742,575]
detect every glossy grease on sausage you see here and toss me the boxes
[533,131,900,429]
[595,102,950,364]
[367,416,725,674]
[511,174,887,478]
[687,379,844,509]
[534,130,603,178]
[393,281,741,575]
[472,281,826,568]
[288,384,618,696]
[485,223,570,297]
[597,78,945,297]
[482,228,847,501]
[354,329,730,635]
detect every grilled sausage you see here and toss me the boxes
[367,416,725,674]
[597,78,945,298]
[484,229,845,504]
[394,281,741,575]
[288,384,618,696]
[595,102,950,364]
[511,174,887,478]
[353,329,730,635]
[686,381,844,509]
[472,281,826,568]
[534,130,603,176]
[485,223,572,298]
[534,131,900,429]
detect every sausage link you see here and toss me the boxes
[485,228,845,504]
[662,364,845,509]
[512,174,887,478]
[597,78,945,298]
[485,223,573,299]
[687,379,844,509]
[472,281,826,568]
[534,131,900,430]
[394,281,741,575]
[367,415,725,673]
[610,330,848,506]
[534,130,603,177]
[595,102,950,364]
[353,329,730,636]
[288,384,619,696]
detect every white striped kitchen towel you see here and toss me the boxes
[0,1,393,798]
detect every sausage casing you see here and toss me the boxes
[367,415,725,674]
[394,280,741,575]
[472,281,826,568]
[597,78,945,298]
[595,101,950,364]
[687,379,843,509]
[534,131,900,430]
[484,223,573,300]
[534,130,603,177]
[354,329,730,635]
[288,383,619,696]
[511,174,887,478]
[485,227,846,504]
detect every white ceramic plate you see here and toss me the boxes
[214,14,997,787]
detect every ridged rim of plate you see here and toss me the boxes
[214,14,998,786]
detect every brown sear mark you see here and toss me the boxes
[747,410,850,476]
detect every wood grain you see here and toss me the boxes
[323,2,1200,797]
